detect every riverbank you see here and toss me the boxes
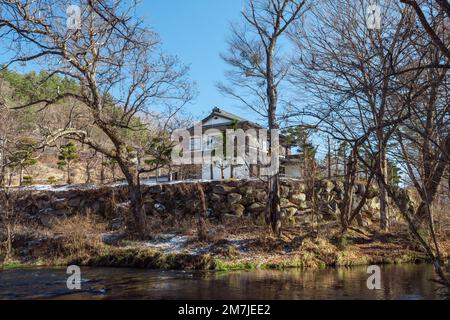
[2,214,448,271]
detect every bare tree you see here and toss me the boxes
[0,0,194,236]
[401,0,450,60]
[289,0,450,286]
[289,0,426,231]
[219,0,308,236]
[384,44,450,287]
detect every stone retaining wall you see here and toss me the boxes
[2,179,386,228]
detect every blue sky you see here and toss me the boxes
[141,0,260,123]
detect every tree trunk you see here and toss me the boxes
[85,163,91,184]
[327,136,332,179]
[67,161,72,184]
[195,183,207,240]
[266,173,281,236]
[19,167,23,186]
[379,151,389,231]
[119,161,146,237]
[265,45,282,237]
[127,179,146,237]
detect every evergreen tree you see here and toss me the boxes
[283,126,317,178]
[57,142,79,184]
[8,137,37,186]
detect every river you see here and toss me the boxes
[0,264,447,300]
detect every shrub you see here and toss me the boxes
[47,176,58,185]
[22,175,33,186]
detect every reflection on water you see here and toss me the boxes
[0,264,447,300]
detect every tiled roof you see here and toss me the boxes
[203,107,262,128]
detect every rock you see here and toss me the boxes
[212,185,235,195]
[323,180,335,193]
[222,214,240,224]
[255,190,267,202]
[280,186,290,198]
[283,207,298,217]
[148,184,163,194]
[154,203,166,213]
[114,201,131,216]
[51,209,70,216]
[280,198,297,209]
[248,202,265,212]
[210,193,222,202]
[241,189,256,206]
[227,193,242,205]
[39,213,58,227]
[290,193,306,205]
[52,198,68,210]
[231,204,245,216]
[110,217,125,230]
[102,232,126,245]
[68,197,81,207]
[292,183,306,193]
[361,217,373,227]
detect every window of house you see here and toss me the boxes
[204,135,221,151]
[190,137,202,151]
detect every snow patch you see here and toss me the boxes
[145,234,190,253]
[18,184,98,192]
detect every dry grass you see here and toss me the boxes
[50,214,107,263]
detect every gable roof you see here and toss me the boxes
[188,107,291,146]
[201,107,263,129]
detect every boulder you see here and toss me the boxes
[212,185,235,195]
[290,193,306,205]
[248,202,265,212]
[210,193,222,202]
[222,214,241,224]
[39,213,59,227]
[110,217,125,230]
[283,207,298,217]
[154,203,166,213]
[255,190,267,202]
[280,186,290,198]
[148,184,163,194]
[227,193,242,205]
[68,197,81,207]
[231,204,245,217]
[323,180,335,193]
[280,198,297,209]
[293,183,306,193]
[102,232,126,245]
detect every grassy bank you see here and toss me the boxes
[1,215,447,271]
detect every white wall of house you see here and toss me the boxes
[201,163,250,180]
[203,116,231,126]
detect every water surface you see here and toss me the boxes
[0,264,446,300]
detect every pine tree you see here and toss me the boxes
[284,126,317,178]
[57,142,79,184]
[8,137,37,186]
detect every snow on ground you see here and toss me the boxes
[145,234,191,253]
[15,178,223,193]
[144,233,251,255]
[12,177,302,193]
[17,184,99,192]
